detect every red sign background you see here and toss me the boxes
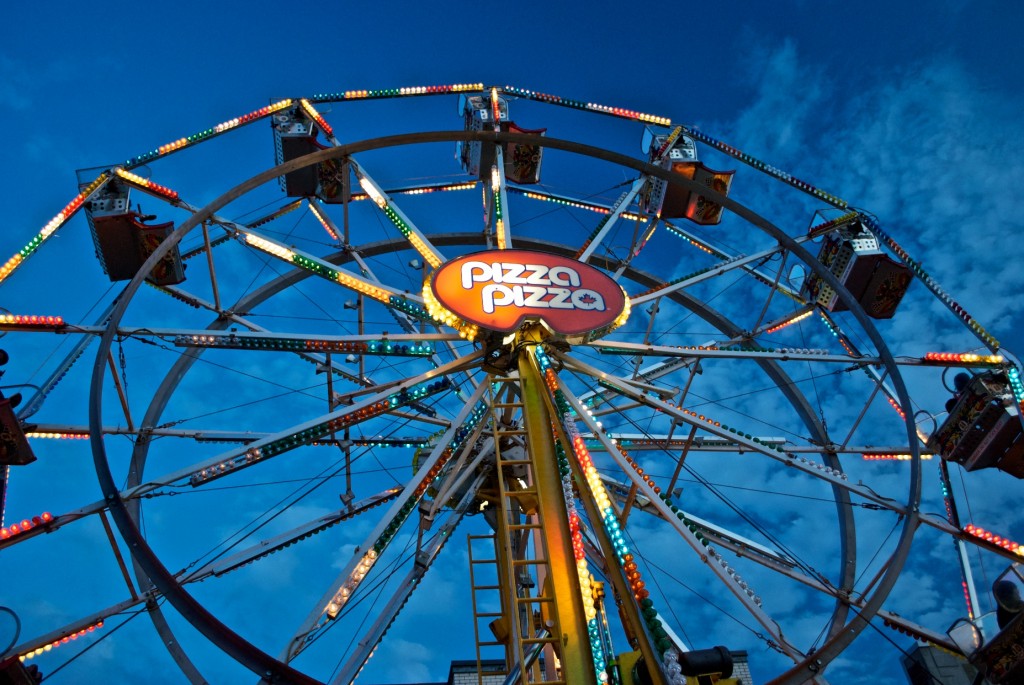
[430,249,626,335]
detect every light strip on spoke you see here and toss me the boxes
[174,332,439,356]
[307,199,340,241]
[188,377,454,486]
[353,166,444,269]
[239,230,426,316]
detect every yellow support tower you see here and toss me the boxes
[482,343,596,683]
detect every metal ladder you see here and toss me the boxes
[488,373,566,685]
[468,533,510,684]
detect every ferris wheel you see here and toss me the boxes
[0,83,1021,685]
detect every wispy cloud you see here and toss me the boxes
[699,41,1024,683]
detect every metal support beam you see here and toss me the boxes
[516,327,596,682]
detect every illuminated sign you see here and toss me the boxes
[427,249,628,339]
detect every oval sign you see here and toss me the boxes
[429,249,627,336]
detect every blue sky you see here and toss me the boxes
[1,2,1023,684]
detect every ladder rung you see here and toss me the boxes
[474,611,503,618]
[477,640,505,646]
[493,402,523,408]
[500,459,533,466]
[522,637,559,645]
[508,523,541,531]
[497,429,528,436]
[516,596,554,604]
[512,558,547,565]
[503,487,536,494]
[471,558,498,564]
[504,488,537,497]
[474,584,501,590]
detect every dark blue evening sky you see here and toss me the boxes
[2,2,1022,684]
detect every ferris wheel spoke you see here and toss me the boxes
[244,210,475,387]
[611,215,660,280]
[507,184,620,216]
[583,337,985,452]
[229,224,481,355]
[589,339,868,365]
[106,299,428,392]
[236,225,424,308]
[599,475,964,654]
[629,244,790,308]
[575,125,688,268]
[568,362,985,553]
[10,300,118,421]
[349,160,446,269]
[238,199,305,234]
[113,351,477,499]
[330,469,491,685]
[599,473,796,566]
[25,423,456,451]
[660,217,808,302]
[3,595,141,664]
[302,197,341,245]
[540,354,809,663]
[486,148,512,249]
[282,381,490,661]
[582,433,921,458]
[576,177,646,263]
[557,352,919,514]
[181,488,402,583]
[3,453,410,557]
[419,406,495,522]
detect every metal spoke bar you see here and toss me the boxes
[282,381,490,660]
[589,339,1007,368]
[422,421,495,523]
[599,474,796,567]
[349,159,446,269]
[330,470,490,685]
[557,352,966,538]
[15,299,117,420]
[593,340,864,364]
[603,476,962,653]
[662,220,803,300]
[630,244,792,307]
[2,595,148,662]
[348,179,478,198]
[26,424,427,446]
[183,489,402,582]
[508,183,807,301]
[490,146,511,248]
[506,184,615,215]
[584,433,932,456]
[114,350,479,499]
[141,284,374,388]
[235,224,425,305]
[550,368,807,662]
[577,178,646,263]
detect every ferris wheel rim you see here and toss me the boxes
[82,129,923,684]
